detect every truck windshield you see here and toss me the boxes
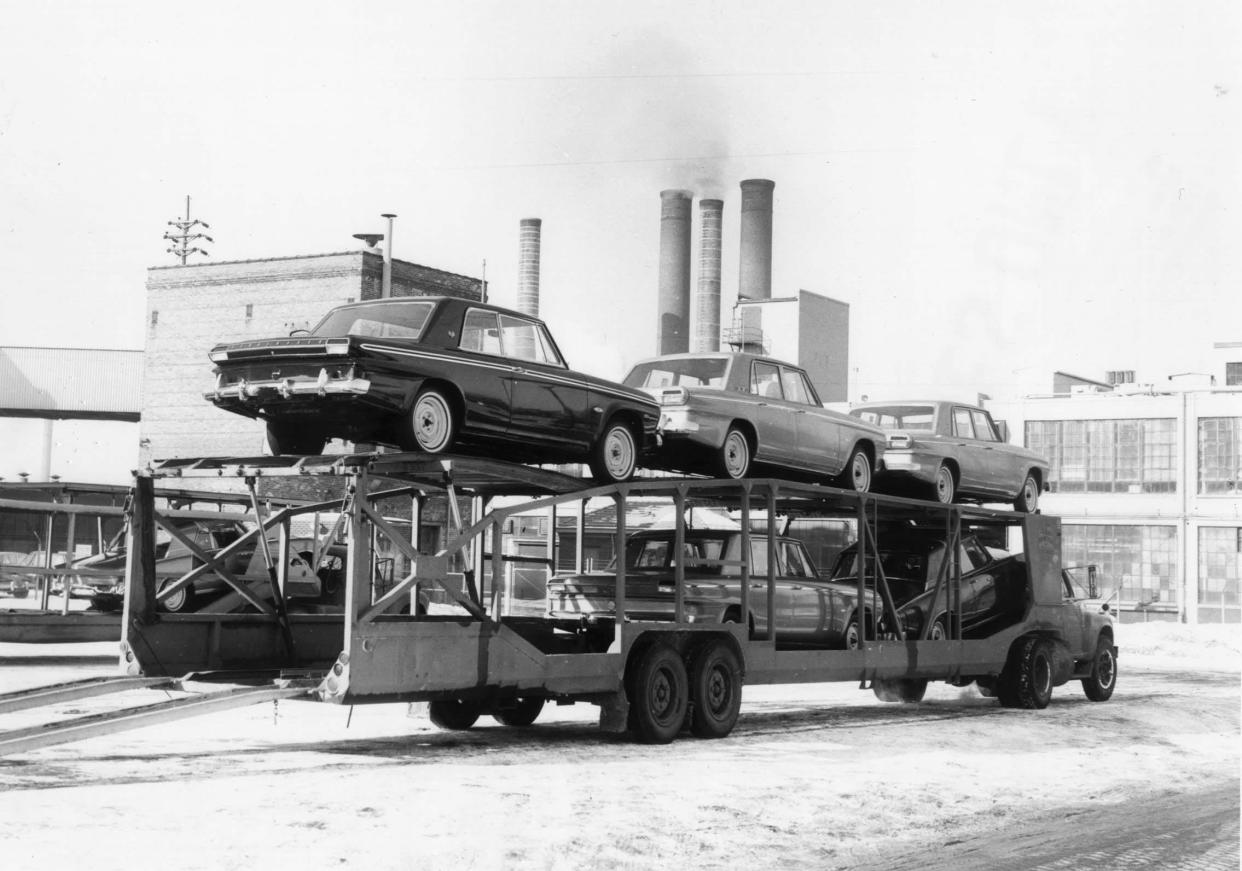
[624,357,729,389]
[852,405,935,431]
[311,301,436,340]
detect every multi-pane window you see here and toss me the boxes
[1198,417,1242,494]
[1226,362,1242,387]
[1025,419,1177,493]
[1197,527,1241,623]
[1062,524,1178,608]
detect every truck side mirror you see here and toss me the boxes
[1088,564,1098,598]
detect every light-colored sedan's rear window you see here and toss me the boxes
[625,358,729,389]
[853,405,935,431]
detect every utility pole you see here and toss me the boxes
[164,195,213,264]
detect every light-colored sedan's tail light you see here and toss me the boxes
[658,386,689,406]
[888,433,912,449]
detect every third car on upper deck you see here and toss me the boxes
[623,352,887,490]
[848,400,1049,512]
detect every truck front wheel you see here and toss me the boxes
[1081,637,1117,702]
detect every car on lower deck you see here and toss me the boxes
[624,352,886,490]
[547,528,881,649]
[204,296,660,482]
[848,400,1049,511]
[828,531,1027,640]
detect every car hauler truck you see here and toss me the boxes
[0,452,1116,752]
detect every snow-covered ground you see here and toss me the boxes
[0,623,1237,870]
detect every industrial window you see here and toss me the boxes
[1197,527,1242,623]
[1227,362,1242,387]
[1198,417,1242,494]
[1025,418,1177,493]
[1062,524,1178,610]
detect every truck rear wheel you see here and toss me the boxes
[1081,636,1117,702]
[492,697,545,727]
[628,643,689,744]
[998,636,1054,709]
[873,678,928,703]
[428,699,481,730]
[688,640,742,739]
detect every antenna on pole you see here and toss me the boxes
[164,195,213,264]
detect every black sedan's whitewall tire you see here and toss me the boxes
[590,420,637,482]
[410,389,456,454]
[717,427,751,479]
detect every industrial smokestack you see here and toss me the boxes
[738,179,774,301]
[517,218,542,317]
[657,189,693,355]
[694,198,724,352]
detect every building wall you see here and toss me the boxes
[141,251,482,464]
[729,290,849,403]
[987,387,1242,624]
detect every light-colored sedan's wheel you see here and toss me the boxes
[1081,636,1117,702]
[933,464,956,504]
[688,640,743,739]
[628,643,689,744]
[589,420,637,482]
[844,616,864,649]
[838,446,873,492]
[409,388,456,454]
[428,699,481,730]
[1014,473,1040,513]
[928,616,949,641]
[158,579,196,613]
[492,697,545,727]
[716,427,751,479]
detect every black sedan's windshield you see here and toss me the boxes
[311,301,436,340]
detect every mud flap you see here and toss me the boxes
[598,691,629,733]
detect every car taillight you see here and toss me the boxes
[659,386,689,405]
[888,433,912,449]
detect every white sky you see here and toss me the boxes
[0,0,1238,410]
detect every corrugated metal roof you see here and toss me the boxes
[0,347,143,420]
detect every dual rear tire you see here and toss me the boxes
[628,639,743,743]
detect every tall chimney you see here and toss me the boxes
[694,198,724,352]
[657,189,693,355]
[738,179,774,300]
[517,218,542,316]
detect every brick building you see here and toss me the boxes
[140,250,483,465]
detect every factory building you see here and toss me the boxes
[987,344,1242,625]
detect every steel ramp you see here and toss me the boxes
[0,682,315,757]
[0,676,176,715]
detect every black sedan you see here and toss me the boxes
[829,532,1027,640]
[204,297,661,481]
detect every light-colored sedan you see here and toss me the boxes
[624,352,886,490]
[547,529,881,649]
[849,400,1049,512]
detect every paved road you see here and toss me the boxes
[854,782,1239,871]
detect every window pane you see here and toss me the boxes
[751,362,782,398]
[953,408,975,438]
[1198,527,1242,622]
[781,369,812,404]
[1062,524,1178,609]
[460,309,501,354]
[971,410,998,442]
[1199,417,1242,495]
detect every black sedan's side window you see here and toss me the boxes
[460,309,502,355]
